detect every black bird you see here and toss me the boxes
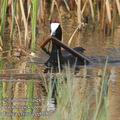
[62,47,86,65]
[45,22,64,69]
[45,21,89,70]
[45,21,87,111]
[46,22,64,111]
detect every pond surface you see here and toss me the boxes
[39,17,120,120]
[1,12,120,119]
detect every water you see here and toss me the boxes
[1,10,120,120]
[109,68,120,120]
[38,18,120,119]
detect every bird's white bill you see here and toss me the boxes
[50,23,60,36]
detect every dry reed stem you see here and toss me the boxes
[63,0,70,12]
[68,0,88,46]
[116,0,120,16]
[27,0,31,21]
[15,17,22,46]
[106,0,112,24]
[19,0,28,47]
[68,26,80,46]
[82,0,89,14]
[54,0,61,19]
[68,0,82,46]
[89,0,94,21]
[77,0,82,25]
[75,0,78,5]
[49,0,56,20]
[49,0,63,34]
[101,0,106,31]
[53,0,63,42]
[39,0,46,23]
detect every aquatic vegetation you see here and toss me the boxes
[0,56,111,120]
[41,63,110,120]
[31,0,39,51]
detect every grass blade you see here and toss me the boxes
[94,57,109,120]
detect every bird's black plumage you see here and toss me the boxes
[45,23,64,69]
[45,23,88,70]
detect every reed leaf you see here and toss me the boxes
[31,0,38,51]
[94,57,109,120]
[0,0,8,38]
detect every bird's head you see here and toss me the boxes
[50,20,60,36]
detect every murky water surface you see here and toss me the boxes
[2,14,120,119]
[39,19,120,120]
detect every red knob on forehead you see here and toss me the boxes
[50,19,60,23]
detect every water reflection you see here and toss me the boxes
[109,68,120,120]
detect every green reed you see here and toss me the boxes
[31,0,39,51]
[94,58,109,120]
[25,64,36,120]
[0,0,8,38]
